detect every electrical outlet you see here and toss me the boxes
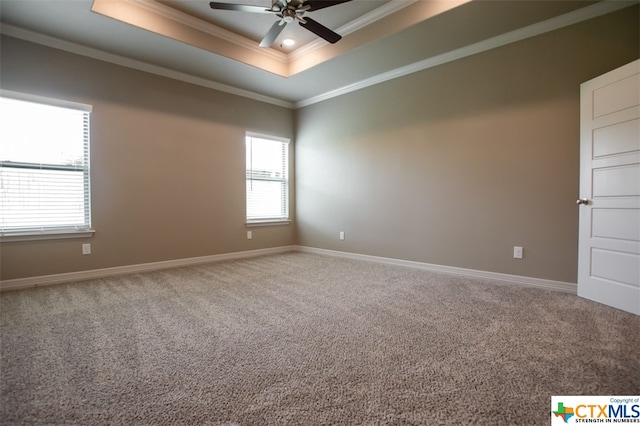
[339,231,345,241]
[82,243,91,255]
[247,231,252,240]
[513,246,523,259]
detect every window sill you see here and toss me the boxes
[246,220,291,227]
[1,229,95,242]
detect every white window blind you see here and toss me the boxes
[0,91,92,236]
[246,133,289,223]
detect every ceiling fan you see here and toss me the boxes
[209,0,352,48]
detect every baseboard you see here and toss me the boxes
[1,245,577,294]
[294,246,577,294]
[0,246,296,292]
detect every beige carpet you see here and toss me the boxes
[1,252,638,425]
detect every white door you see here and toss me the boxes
[578,59,640,315]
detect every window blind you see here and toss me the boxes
[0,92,92,235]
[246,133,289,222]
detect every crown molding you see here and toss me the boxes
[93,0,434,77]
[289,0,417,61]
[129,0,287,63]
[91,0,290,75]
[339,0,418,35]
[2,0,635,110]
[0,24,295,109]
[132,0,417,64]
[295,0,638,108]
[131,0,417,65]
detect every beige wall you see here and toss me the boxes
[0,37,295,280]
[295,7,639,283]
[1,7,638,283]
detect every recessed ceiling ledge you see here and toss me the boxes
[91,0,290,76]
[91,0,471,78]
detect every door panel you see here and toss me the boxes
[591,248,640,287]
[592,164,640,197]
[578,59,640,315]
[592,208,640,241]
[593,118,639,158]
[593,74,640,117]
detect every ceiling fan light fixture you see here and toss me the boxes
[282,38,296,46]
[282,8,296,23]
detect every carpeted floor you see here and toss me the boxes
[1,252,638,425]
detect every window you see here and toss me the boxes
[245,133,289,224]
[0,91,93,240]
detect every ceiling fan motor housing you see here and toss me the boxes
[272,0,303,13]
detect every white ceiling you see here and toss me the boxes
[0,0,634,108]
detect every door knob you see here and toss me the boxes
[576,198,590,205]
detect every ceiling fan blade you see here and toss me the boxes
[209,2,272,13]
[302,0,352,12]
[299,17,341,44]
[259,20,287,48]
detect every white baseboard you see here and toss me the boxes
[1,245,576,294]
[0,246,295,292]
[294,246,577,294]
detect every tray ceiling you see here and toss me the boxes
[0,0,632,107]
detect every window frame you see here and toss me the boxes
[245,132,290,226]
[0,90,94,242]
